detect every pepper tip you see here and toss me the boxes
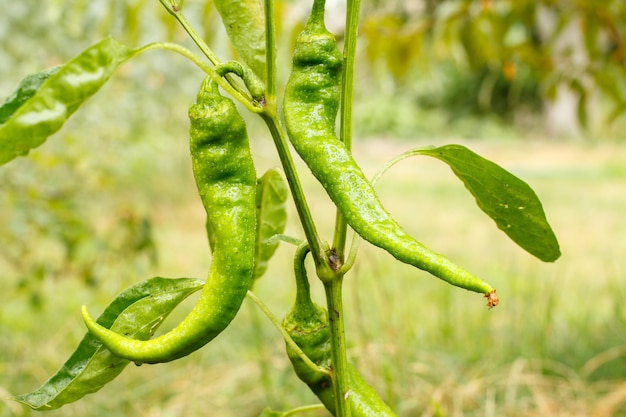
[485,290,499,309]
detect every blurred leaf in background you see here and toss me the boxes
[0,0,199,303]
[355,0,626,139]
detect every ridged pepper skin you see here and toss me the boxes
[82,75,257,363]
[283,0,495,298]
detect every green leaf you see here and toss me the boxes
[254,168,288,280]
[13,277,204,410]
[0,66,61,124]
[418,144,561,262]
[214,0,267,81]
[0,37,135,166]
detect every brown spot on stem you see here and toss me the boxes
[327,248,341,271]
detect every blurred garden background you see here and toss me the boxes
[1,0,626,415]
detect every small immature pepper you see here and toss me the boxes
[283,244,397,416]
[82,72,258,363]
[283,0,496,300]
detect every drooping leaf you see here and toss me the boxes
[253,168,288,280]
[13,277,204,410]
[0,37,136,166]
[418,144,560,262]
[214,0,267,81]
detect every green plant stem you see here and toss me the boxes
[340,0,360,153]
[324,275,351,417]
[263,0,277,102]
[332,0,362,261]
[156,0,259,110]
[329,6,362,411]
[246,291,331,377]
[293,242,313,309]
[136,43,260,113]
[135,42,211,73]
[260,110,330,272]
[267,234,304,247]
[157,0,219,65]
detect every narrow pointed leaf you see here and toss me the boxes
[0,37,135,166]
[13,277,204,410]
[253,168,288,280]
[418,144,560,262]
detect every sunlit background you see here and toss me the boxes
[2,1,626,416]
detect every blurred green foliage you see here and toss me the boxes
[4,0,626,138]
[0,0,197,300]
[356,0,626,137]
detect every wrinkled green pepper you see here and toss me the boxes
[283,0,496,302]
[82,68,258,363]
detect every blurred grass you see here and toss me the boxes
[2,136,626,416]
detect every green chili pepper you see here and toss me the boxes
[283,244,397,416]
[283,0,497,302]
[82,69,258,363]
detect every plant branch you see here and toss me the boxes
[156,0,263,112]
[246,291,330,377]
[324,275,351,417]
[136,43,261,113]
[157,0,219,65]
[259,110,330,271]
[332,0,362,261]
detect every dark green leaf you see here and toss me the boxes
[13,277,204,410]
[0,37,135,166]
[418,144,560,262]
[0,66,61,124]
[254,168,288,280]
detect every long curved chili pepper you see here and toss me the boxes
[82,69,258,363]
[282,0,497,303]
